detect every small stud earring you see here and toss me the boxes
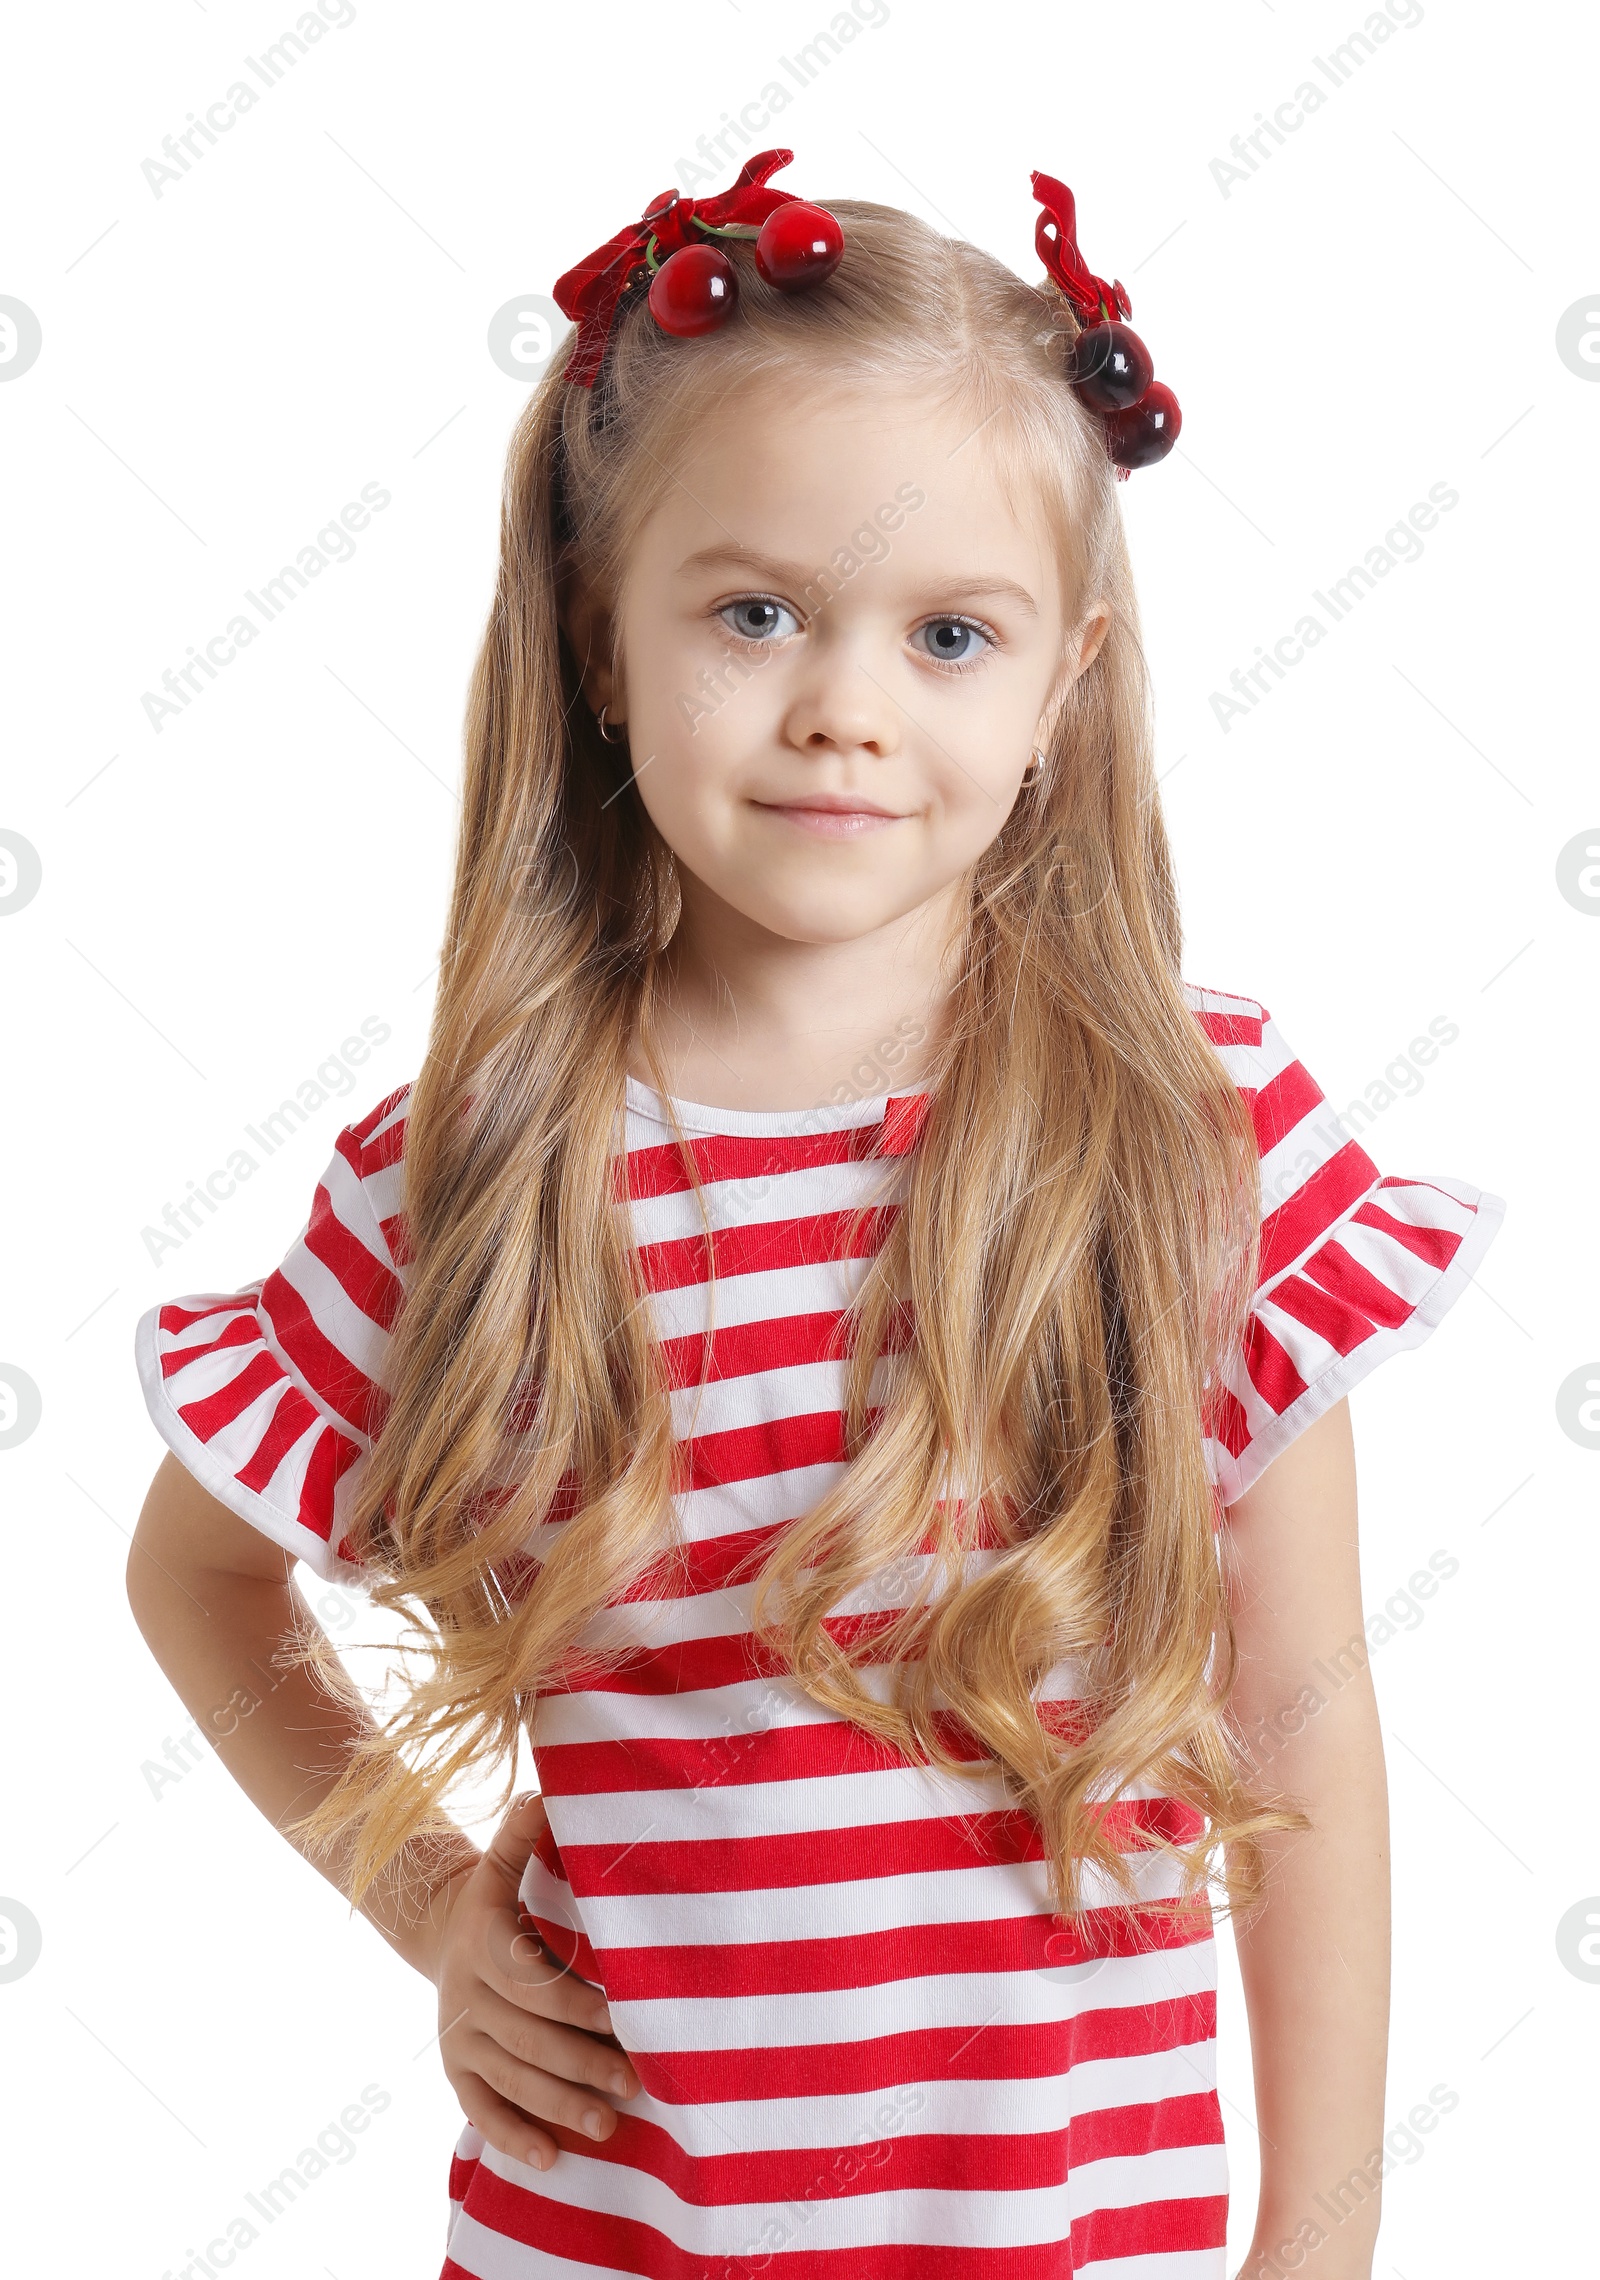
[596,704,624,743]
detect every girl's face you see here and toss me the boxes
[585,380,1105,949]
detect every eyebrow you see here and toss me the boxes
[676,545,1040,618]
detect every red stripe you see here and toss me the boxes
[1257,1142,1379,1285]
[637,1206,897,1297]
[235,1383,322,1492]
[1240,1312,1309,1419]
[1206,1382,1250,1463]
[157,1295,259,1337]
[880,1093,930,1155]
[1076,2191,1229,2263]
[159,1308,260,1376]
[1302,1239,1417,1333]
[1353,1193,1464,1271]
[297,1417,357,1540]
[1191,1000,1265,1048]
[1249,1056,1325,1154]
[1265,1270,1382,1359]
[586,1896,1213,2005]
[658,1308,853,1392]
[302,1185,404,1331]
[173,1348,284,1441]
[259,1264,377,1432]
[623,1121,908,1203]
[535,1710,998,1801]
[629,1991,1218,2108]
[550,1797,1202,1900]
[682,1408,848,1493]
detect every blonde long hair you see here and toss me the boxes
[292,198,1303,1927]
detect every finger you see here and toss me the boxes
[482,1915,616,2038]
[455,2075,560,2175]
[473,1981,640,2100]
[465,2030,624,2143]
[481,1791,550,1892]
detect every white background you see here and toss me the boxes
[2,0,1595,2271]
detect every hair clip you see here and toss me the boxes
[1030,172,1181,472]
[552,149,843,387]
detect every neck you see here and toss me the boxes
[636,877,964,1112]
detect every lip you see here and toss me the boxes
[751,791,911,837]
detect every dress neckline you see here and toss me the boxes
[623,1073,930,1139]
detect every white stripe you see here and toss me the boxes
[557,2033,1220,2162]
[363,1157,404,1231]
[158,1323,269,1407]
[320,1140,399,1272]
[568,1548,1009,1656]
[666,1351,894,1443]
[535,1850,1200,1957]
[548,1754,1014,1845]
[649,1254,870,1340]
[157,1292,262,1352]
[629,1154,904,1249]
[602,1939,1211,2057]
[535,1653,1092,1749]
[271,1236,389,1405]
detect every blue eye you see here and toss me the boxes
[720,597,800,643]
[913,617,992,666]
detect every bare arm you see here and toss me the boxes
[1221,1398,1391,2280]
[125,1450,481,1974]
[126,1452,641,2166]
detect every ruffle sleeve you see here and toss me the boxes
[134,1085,411,1583]
[1189,989,1505,1506]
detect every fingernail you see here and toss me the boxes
[583,2110,607,2140]
[610,2072,630,2096]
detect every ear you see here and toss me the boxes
[558,564,626,726]
[1037,597,1111,745]
[1071,598,1111,681]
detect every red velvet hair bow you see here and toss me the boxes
[1030,171,1131,327]
[552,149,800,387]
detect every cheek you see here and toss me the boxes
[930,729,1030,835]
[628,699,751,859]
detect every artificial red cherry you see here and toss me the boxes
[1101,381,1182,470]
[1069,321,1154,412]
[754,201,844,290]
[648,244,738,337]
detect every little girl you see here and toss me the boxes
[128,154,1502,2280]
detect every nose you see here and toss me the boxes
[779,643,901,761]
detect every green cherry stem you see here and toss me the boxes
[688,218,762,241]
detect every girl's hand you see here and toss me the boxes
[431,1791,640,2169]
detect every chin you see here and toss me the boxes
[742,898,900,946]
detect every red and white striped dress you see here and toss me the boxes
[136,986,1503,2277]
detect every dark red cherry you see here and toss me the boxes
[754,201,844,290]
[1069,321,1155,412]
[648,244,738,337]
[1102,381,1182,470]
